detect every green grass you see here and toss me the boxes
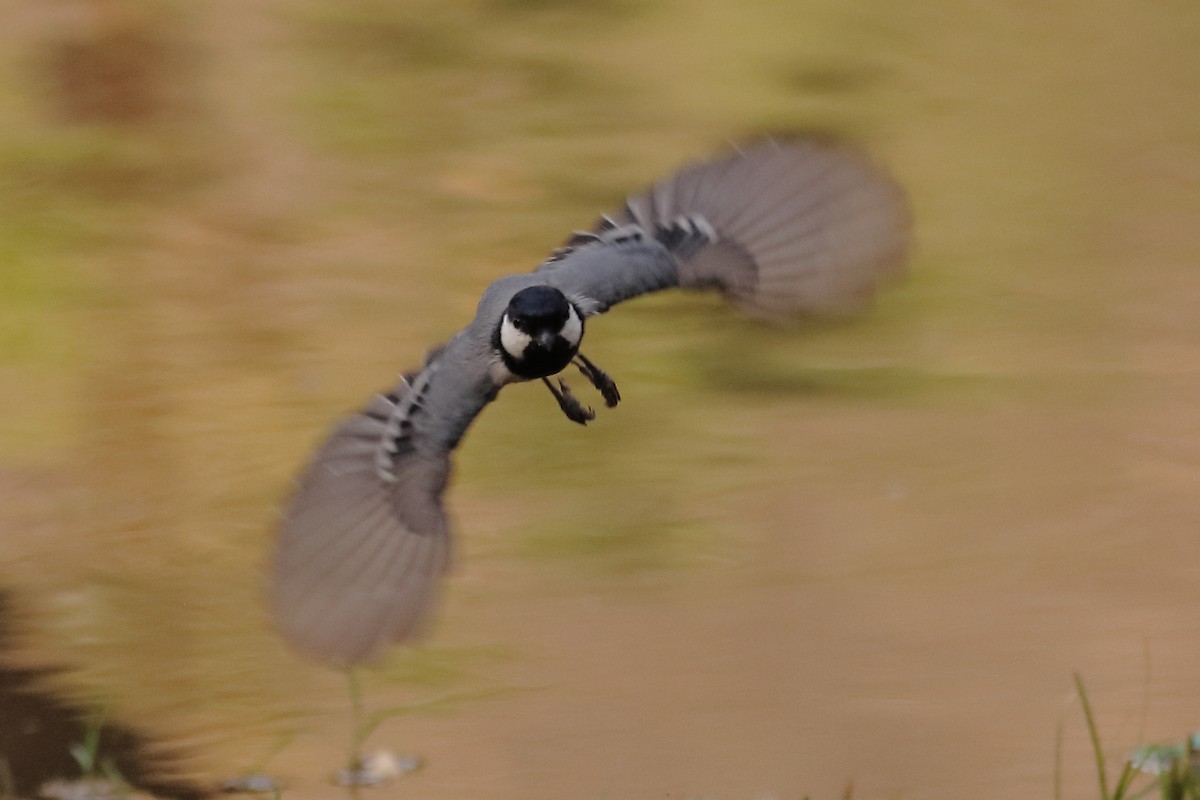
[1065,674,1200,800]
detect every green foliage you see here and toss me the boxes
[67,710,129,790]
[67,712,104,779]
[1130,735,1200,800]
[1073,673,1138,800]
[60,710,132,800]
[1067,674,1200,800]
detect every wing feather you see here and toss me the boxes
[731,154,861,247]
[271,378,453,667]
[531,136,908,318]
[659,138,909,316]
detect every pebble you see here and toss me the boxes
[334,750,423,787]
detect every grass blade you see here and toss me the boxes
[1111,759,1137,800]
[1075,672,1110,799]
[1055,717,1064,800]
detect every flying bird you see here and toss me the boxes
[271,137,909,669]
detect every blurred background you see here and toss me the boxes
[1,0,1198,797]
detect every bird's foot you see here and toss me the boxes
[543,377,595,425]
[574,353,620,408]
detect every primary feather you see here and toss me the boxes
[543,136,908,316]
[270,137,910,666]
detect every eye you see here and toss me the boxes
[511,315,525,327]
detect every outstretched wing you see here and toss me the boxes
[271,374,454,667]
[270,136,910,668]
[537,137,909,318]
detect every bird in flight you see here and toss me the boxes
[271,136,909,670]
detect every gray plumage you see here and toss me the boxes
[271,137,909,667]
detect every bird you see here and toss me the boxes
[268,136,909,774]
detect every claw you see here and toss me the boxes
[574,353,621,408]
[543,377,595,425]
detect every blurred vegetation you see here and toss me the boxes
[1065,675,1200,800]
[0,0,1197,791]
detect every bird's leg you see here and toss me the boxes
[542,377,595,425]
[573,353,621,408]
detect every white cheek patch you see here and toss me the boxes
[499,314,532,359]
[561,304,583,348]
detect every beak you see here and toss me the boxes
[535,330,557,350]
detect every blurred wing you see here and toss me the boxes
[271,378,454,668]
[270,136,909,667]
[538,136,909,318]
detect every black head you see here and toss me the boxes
[496,286,583,379]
